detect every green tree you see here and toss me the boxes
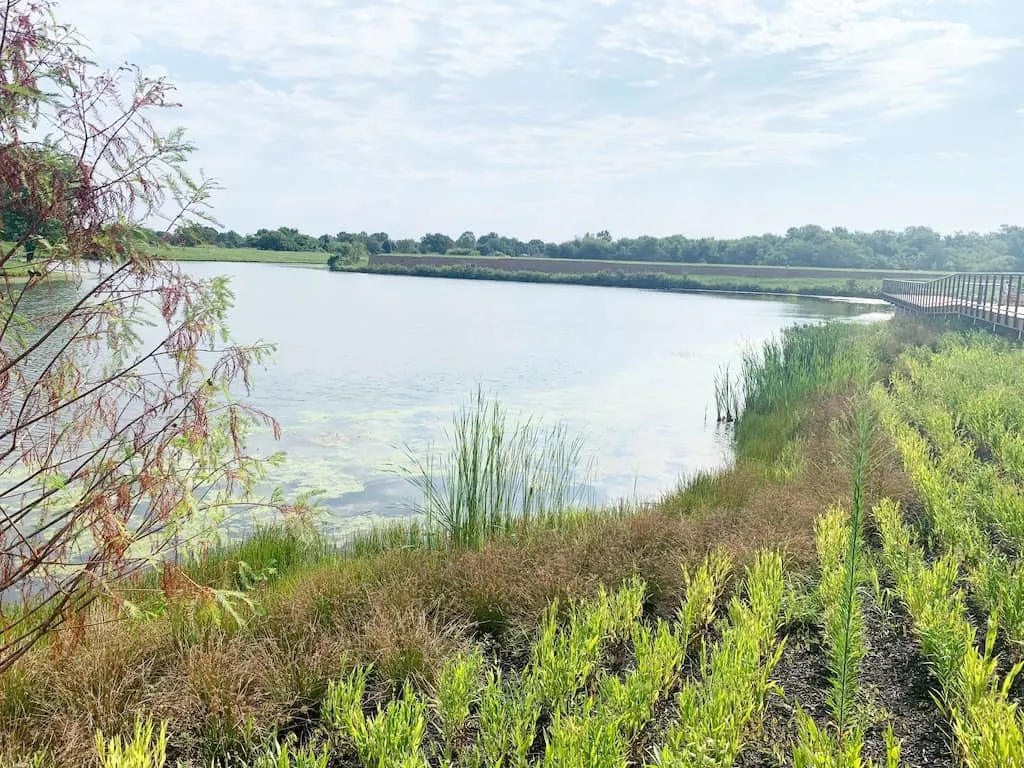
[393,238,419,254]
[420,232,455,254]
[326,240,370,268]
[215,229,243,248]
[0,147,77,259]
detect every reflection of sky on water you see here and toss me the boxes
[173,264,890,535]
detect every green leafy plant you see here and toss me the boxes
[95,716,168,768]
[471,667,542,768]
[791,709,901,768]
[650,551,785,768]
[432,647,485,762]
[254,735,330,768]
[344,680,427,768]
[875,499,1024,766]
[540,698,628,768]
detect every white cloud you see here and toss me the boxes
[602,1,1016,124]
[48,0,1024,237]
[60,0,573,82]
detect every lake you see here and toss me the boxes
[171,263,889,536]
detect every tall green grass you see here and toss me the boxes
[401,387,592,549]
[713,322,872,464]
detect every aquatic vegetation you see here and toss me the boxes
[403,386,593,548]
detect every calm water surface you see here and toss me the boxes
[173,263,889,535]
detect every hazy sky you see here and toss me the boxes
[56,0,1023,241]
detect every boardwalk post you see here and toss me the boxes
[1015,275,1023,337]
[1011,274,1019,337]
[994,274,1002,325]
[988,274,998,325]
[1000,275,1006,326]
[1001,275,1011,328]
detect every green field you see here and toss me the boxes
[156,245,329,265]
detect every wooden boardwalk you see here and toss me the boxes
[881,273,1024,338]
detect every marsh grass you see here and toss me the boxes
[175,524,336,590]
[713,323,872,460]
[401,387,593,549]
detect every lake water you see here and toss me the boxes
[169,263,889,536]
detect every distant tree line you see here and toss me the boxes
[149,224,1024,272]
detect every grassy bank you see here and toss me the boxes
[10,318,1024,767]
[156,245,329,265]
[368,254,943,280]
[346,262,884,299]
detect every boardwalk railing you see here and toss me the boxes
[881,273,1024,337]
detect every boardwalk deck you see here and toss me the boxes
[881,273,1024,338]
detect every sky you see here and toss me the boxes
[54,0,1024,241]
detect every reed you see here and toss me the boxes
[713,364,743,424]
[403,386,592,549]
[713,323,869,464]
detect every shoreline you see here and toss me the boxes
[341,261,888,300]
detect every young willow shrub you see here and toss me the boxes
[324,672,428,768]
[432,647,485,762]
[95,716,168,768]
[874,499,1024,766]
[651,551,785,768]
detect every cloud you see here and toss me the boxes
[60,0,575,82]
[48,0,1023,237]
[603,0,1016,122]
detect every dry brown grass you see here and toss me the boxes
[0,390,918,767]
